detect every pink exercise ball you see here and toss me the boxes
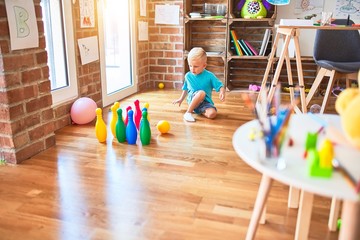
[70,97,97,124]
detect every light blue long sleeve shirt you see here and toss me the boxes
[182,69,223,105]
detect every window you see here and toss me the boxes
[41,0,77,105]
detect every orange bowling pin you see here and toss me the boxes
[95,108,107,143]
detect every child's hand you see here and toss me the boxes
[219,88,225,101]
[172,98,183,106]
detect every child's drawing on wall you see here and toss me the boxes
[334,0,360,19]
[80,0,95,28]
[294,0,324,15]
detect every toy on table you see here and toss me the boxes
[335,71,360,149]
[306,138,334,178]
[304,123,334,177]
[307,148,332,178]
[234,0,272,19]
[304,132,318,158]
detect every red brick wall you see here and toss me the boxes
[148,0,184,89]
[0,0,55,163]
[136,0,150,91]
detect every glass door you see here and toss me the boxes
[98,0,137,107]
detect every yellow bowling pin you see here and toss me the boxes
[95,108,107,143]
[143,102,150,121]
[110,102,120,138]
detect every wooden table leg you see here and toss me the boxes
[339,200,360,240]
[246,174,273,240]
[288,186,300,209]
[295,190,314,240]
[328,197,341,231]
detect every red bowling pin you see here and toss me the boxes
[134,99,142,130]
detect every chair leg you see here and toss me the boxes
[320,70,337,113]
[306,68,328,107]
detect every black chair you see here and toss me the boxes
[306,19,360,113]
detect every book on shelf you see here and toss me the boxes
[238,39,253,56]
[206,51,222,56]
[230,30,243,56]
[244,40,258,56]
[259,29,271,56]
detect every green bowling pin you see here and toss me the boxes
[115,108,126,143]
[140,110,151,145]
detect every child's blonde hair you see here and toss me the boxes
[188,47,207,63]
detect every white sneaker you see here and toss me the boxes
[183,112,195,122]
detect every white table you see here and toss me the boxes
[232,114,360,240]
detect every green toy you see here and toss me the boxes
[305,132,318,151]
[337,218,342,230]
[234,0,272,18]
[307,149,332,178]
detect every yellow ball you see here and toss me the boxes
[157,120,170,134]
[158,83,164,89]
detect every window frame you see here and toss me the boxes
[42,0,78,106]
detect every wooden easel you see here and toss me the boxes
[258,27,307,114]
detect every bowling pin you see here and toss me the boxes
[140,110,151,145]
[143,102,150,121]
[115,108,126,143]
[126,109,137,144]
[110,102,120,138]
[134,99,142,130]
[124,106,132,126]
[140,107,147,129]
[95,108,107,143]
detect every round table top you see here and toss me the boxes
[232,114,360,201]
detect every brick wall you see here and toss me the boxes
[0,0,55,163]
[148,0,184,89]
[137,0,150,91]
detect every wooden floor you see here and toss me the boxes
[0,89,339,240]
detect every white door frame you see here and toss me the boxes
[97,0,138,107]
